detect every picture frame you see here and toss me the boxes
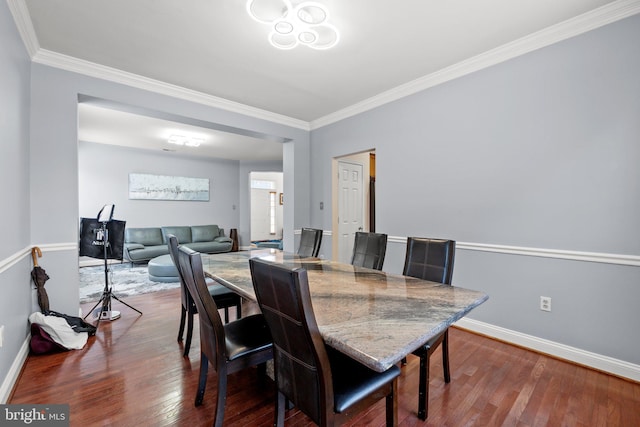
[279,193,284,205]
[128,173,209,201]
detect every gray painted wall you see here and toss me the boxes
[3,0,637,398]
[0,0,36,401]
[78,141,241,230]
[0,28,309,395]
[310,15,640,364]
[28,62,310,321]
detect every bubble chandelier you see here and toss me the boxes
[246,0,340,50]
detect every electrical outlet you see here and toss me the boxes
[540,296,552,312]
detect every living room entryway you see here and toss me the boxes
[250,171,284,248]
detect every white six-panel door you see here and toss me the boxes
[337,161,363,263]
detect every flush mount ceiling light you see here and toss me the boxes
[246,0,339,50]
[167,135,203,147]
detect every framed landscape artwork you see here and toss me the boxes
[129,173,209,201]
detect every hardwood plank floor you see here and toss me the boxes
[9,288,640,426]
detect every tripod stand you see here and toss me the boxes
[82,206,142,327]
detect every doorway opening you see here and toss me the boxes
[332,150,376,263]
[250,171,284,248]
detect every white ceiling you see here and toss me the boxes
[78,103,285,161]
[14,0,634,160]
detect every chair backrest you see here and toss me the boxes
[297,228,323,257]
[167,234,191,312]
[403,238,456,285]
[249,258,333,425]
[351,231,388,270]
[176,245,226,369]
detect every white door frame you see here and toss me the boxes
[332,150,373,261]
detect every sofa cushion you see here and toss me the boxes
[161,226,192,244]
[127,245,170,262]
[125,243,145,251]
[125,228,163,246]
[185,241,232,254]
[191,225,220,243]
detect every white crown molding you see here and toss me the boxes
[310,0,640,129]
[10,0,639,131]
[387,236,640,267]
[30,49,310,131]
[455,318,640,382]
[8,0,308,130]
[6,0,39,56]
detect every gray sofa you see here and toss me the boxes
[124,224,233,263]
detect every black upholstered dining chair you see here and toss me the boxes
[168,235,242,357]
[249,258,400,427]
[297,227,323,257]
[350,231,388,270]
[176,245,273,427]
[403,237,456,420]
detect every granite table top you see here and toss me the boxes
[201,249,489,373]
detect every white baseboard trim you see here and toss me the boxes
[455,317,640,382]
[0,336,30,404]
[1,294,636,404]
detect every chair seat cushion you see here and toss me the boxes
[224,314,272,361]
[208,283,241,308]
[208,282,236,297]
[328,347,401,413]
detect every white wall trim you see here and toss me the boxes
[30,49,310,131]
[6,0,39,57]
[0,243,78,274]
[455,318,640,382]
[0,245,32,274]
[0,336,30,404]
[310,0,640,129]
[455,241,640,266]
[10,0,639,132]
[387,236,640,267]
[294,229,332,236]
[0,242,80,404]
[2,242,636,399]
[34,242,78,253]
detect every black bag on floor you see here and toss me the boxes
[30,323,68,354]
[47,310,97,336]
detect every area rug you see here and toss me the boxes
[79,263,180,303]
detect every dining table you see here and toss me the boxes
[201,248,489,373]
